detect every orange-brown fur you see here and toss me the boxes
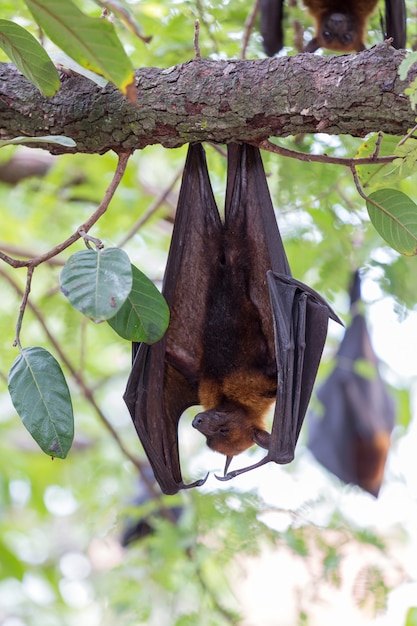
[197,371,276,456]
[303,0,379,51]
[355,431,391,497]
[199,370,276,420]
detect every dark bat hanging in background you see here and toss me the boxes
[307,270,395,497]
[260,0,406,56]
[124,143,341,495]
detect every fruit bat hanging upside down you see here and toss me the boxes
[124,143,341,495]
[260,0,406,56]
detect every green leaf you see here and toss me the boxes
[107,264,169,343]
[404,77,417,112]
[8,347,74,459]
[405,608,417,626]
[60,248,133,322]
[0,135,76,148]
[49,50,108,87]
[23,0,135,98]
[399,52,417,81]
[0,19,60,96]
[356,134,404,190]
[366,189,417,255]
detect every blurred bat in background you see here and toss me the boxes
[260,0,406,56]
[308,270,395,497]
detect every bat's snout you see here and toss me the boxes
[192,414,203,428]
[192,410,225,436]
[192,412,211,434]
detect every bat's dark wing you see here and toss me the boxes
[224,143,290,364]
[308,271,395,496]
[260,0,285,56]
[124,144,221,495]
[267,273,341,465]
[384,0,406,49]
[220,144,341,480]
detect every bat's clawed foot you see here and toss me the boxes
[215,454,272,482]
[182,473,209,490]
[214,472,234,482]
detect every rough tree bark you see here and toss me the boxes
[0,43,415,155]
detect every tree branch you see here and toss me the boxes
[0,44,415,155]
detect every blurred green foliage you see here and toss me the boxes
[0,1,416,624]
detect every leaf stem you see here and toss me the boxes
[78,229,104,250]
[13,266,34,349]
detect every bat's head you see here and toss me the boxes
[306,12,366,52]
[192,406,271,457]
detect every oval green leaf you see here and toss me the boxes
[0,19,60,96]
[23,0,135,99]
[107,264,170,343]
[60,248,133,322]
[366,189,417,256]
[8,347,74,459]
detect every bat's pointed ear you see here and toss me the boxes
[224,456,233,476]
[253,429,271,450]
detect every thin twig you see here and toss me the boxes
[397,123,417,146]
[96,0,152,43]
[256,138,398,166]
[208,142,227,158]
[13,267,34,349]
[372,131,384,158]
[350,163,375,202]
[240,0,260,59]
[0,150,131,269]
[289,0,304,53]
[195,0,218,52]
[0,244,65,266]
[78,229,104,250]
[117,165,183,248]
[194,19,201,58]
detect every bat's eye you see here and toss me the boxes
[219,427,230,435]
[341,33,353,45]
